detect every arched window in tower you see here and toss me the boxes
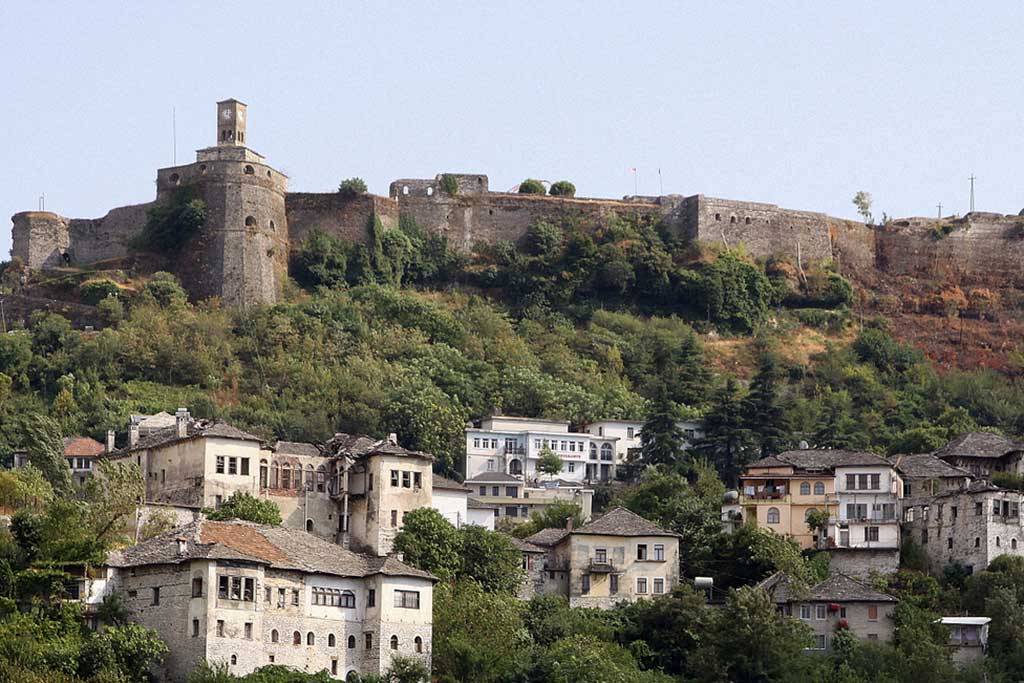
[415,636,423,653]
[169,173,180,186]
[390,635,399,650]
[244,165,255,175]
[347,635,356,649]
[245,216,256,227]
[426,187,434,196]
[271,462,280,488]
[307,632,315,646]
[260,459,268,488]
[306,519,313,533]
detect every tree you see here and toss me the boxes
[512,500,583,538]
[536,447,563,480]
[548,181,576,197]
[18,415,72,496]
[392,507,462,581]
[697,379,755,487]
[639,395,685,469]
[291,229,348,289]
[531,634,674,683]
[386,655,431,683]
[744,351,792,457]
[518,179,545,195]
[83,460,144,545]
[204,492,282,525]
[458,525,523,594]
[79,623,168,683]
[852,191,873,224]
[141,271,188,307]
[338,177,368,197]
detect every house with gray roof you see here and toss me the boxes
[934,432,1024,479]
[890,453,973,503]
[759,571,897,651]
[93,519,433,682]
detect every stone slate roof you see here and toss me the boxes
[323,432,433,462]
[760,571,896,604]
[523,527,571,547]
[114,420,264,455]
[746,455,791,469]
[432,476,471,492]
[504,534,545,554]
[63,436,105,457]
[572,506,679,538]
[748,450,891,475]
[933,479,1010,500]
[934,432,1024,460]
[273,441,323,457]
[890,453,973,480]
[466,497,496,510]
[465,472,522,484]
[107,520,434,581]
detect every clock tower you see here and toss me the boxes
[216,99,247,146]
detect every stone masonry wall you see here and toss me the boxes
[285,193,398,246]
[827,548,900,578]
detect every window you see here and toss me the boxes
[800,604,812,620]
[506,506,519,517]
[331,660,337,676]
[814,482,825,495]
[307,632,315,646]
[473,438,480,448]
[244,623,252,640]
[368,473,373,490]
[271,629,279,643]
[1014,539,1018,550]
[637,544,648,560]
[228,457,237,475]
[152,587,160,605]
[870,473,880,489]
[846,503,867,520]
[281,467,291,489]
[948,538,954,549]
[810,634,826,650]
[800,482,811,495]
[391,510,398,527]
[846,474,855,490]
[277,588,286,608]
[487,460,495,471]
[341,590,355,608]
[414,472,422,489]
[994,501,1001,516]
[479,486,487,496]
[365,633,373,650]
[230,655,237,666]
[996,536,1001,547]
[636,578,648,594]
[390,635,399,650]
[867,605,878,621]
[293,631,301,646]
[402,471,411,488]
[654,544,665,561]
[865,527,879,542]
[492,486,500,496]
[766,507,780,524]
[627,427,635,439]
[216,456,225,474]
[328,634,336,647]
[415,636,423,653]
[595,548,607,563]
[976,502,983,515]
[975,537,981,548]
[260,460,268,488]
[506,486,518,497]
[217,620,225,637]
[601,443,613,461]
[348,635,356,649]
[610,574,619,594]
[368,589,375,607]
[653,578,664,594]
[317,466,326,492]
[292,589,299,606]
[816,604,826,620]
[568,463,575,473]
[581,575,590,594]
[394,590,420,609]
[192,619,199,637]
[271,462,279,488]
[192,577,203,597]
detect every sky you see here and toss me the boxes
[2,2,1023,257]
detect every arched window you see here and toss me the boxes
[271,629,279,643]
[730,215,736,224]
[813,482,825,495]
[402,185,409,195]
[271,462,280,488]
[340,590,355,608]
[293,464,302,489]
[281,464,291,490]
[245,215,256,227]
[306,519,314,533]
[328,634,336,647]
[306,464,315,490]
[800,482,810,495]
[260,459,268,488]
[509,459,522,475]
[230,655,237,665]
[169,173,180,185]
[317,465,326,492]
[390,635,399,650]
[589,443,597,458]
[767,507,780,524]
[715,213,721,221]
[426,187,434,196]
[307,632,315,646]
[348,635,356,649]
[1013,539,1018,550]
[600,443,613,461]
[996,537,1001,547]
[244,165,255,175]
[414,636,423,653]
[293,631,301,646]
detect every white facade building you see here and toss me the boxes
[832,463,903,551]
[583,419,704,465]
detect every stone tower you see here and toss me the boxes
[154,98,289,307]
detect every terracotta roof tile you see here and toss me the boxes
[62,436,105,457]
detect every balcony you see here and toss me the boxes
[741,488,790,504]
[589,558,616,573]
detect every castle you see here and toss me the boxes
[11,99,1024,307]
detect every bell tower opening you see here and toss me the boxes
[217,99,247,147]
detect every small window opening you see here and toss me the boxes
[244,165,255,175]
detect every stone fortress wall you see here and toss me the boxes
[11,100,1024,307]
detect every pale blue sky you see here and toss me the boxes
[3,2,1023,257]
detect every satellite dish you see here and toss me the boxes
[799,440,810,450]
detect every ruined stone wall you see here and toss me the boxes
[827,548,899,577]
[12,212,69,267]
[876,213,1024,287]
[285,193,398,246]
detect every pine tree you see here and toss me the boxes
[697,379,755,487]
[639,395,685,470]
[744,352,792,457]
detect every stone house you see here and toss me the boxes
[524,507,681,609]
[100,520,434,682]
[934,432,1024,479]
[464,472,594,526]
[902,479,1024,575]
[760,572,897,651]
[937,616,990,667]
[504,535,547,600]
[890,453,973,504]
[62,436,107,485]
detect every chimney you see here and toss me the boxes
[176,408,189,438]
[566,517,574,531]
[129,423,139,448]
[176,537,188,556]
[106,430,115,453]
[387,433,398,446]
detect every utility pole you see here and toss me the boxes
[969,174,976,213]
[937,202,942,220]
[658,168,663,196]
[38,194,45,211]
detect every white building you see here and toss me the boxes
[583,419,703,466]
[431,476,494,529]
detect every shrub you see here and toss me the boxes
[97,296,124,324]
[439,174,459,195]
[929,223,956,240]
[518,178,545,195]
[140,272,188,307]
[337,177,368,198]
[80,280,121,306]
[136,186,205,252]
[548,180,576,197]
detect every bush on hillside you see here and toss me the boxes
[337,177,368,198]
[518,179,545,195]
[548,181,576,197]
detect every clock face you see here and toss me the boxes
[221,108,232,120]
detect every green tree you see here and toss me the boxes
[697,379,755,487]
[536,447,563,479]
[548,181,576,197]
[518,179,545,195]
[392,508,462,581]
[291,229,348,289]
[512,500,583,538]
[531,634,673,683]
[338,177,368,197]
[852,191,873,224]
[141,271,189,307]
[18,415,72,496]
[79,623,168,683]
[84,459,144,545]
[204,492,282,525]
[744,351,791,457]
[639,395,685,469]
[458,525,523,594]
